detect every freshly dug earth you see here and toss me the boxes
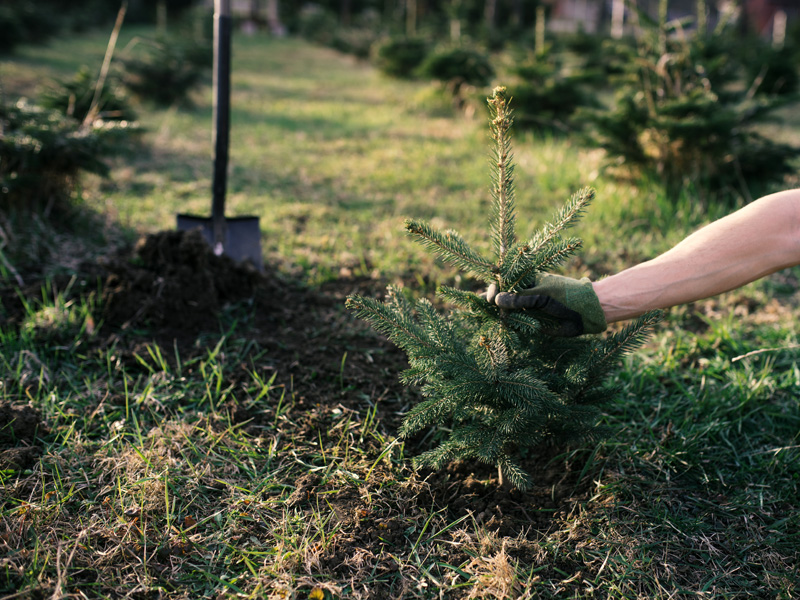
[0,404,45,471]
[96,229,409,428]
[101,229,261,334]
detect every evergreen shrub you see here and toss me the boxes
[347,88,658,490]
[121,37,210,106]
[0,99,129,213]
[295,5,339,47]
[0,0,121,54]
[39,66,137,124]
[569,34,639,81]
[0,6,29,54]
[417,47,495,89]
[331,28,380,60]
[0,2,61,54]
[580,19,800,201]
[742,42,799,97]
[372,37,430,79]
[504,48,600,132]
[330,9,382,59]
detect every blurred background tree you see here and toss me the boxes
[4,1,798,55]
[3,0,798,207]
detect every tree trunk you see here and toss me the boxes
[266,0,286,36]
[535,5,545,55]
[447,0,463,41]
[773,10,787,48]
[341,0,352,27]
[406,0,417,36]
[450,18,461,41]
[611,0,625,38]
[511,0,523,28]
[484,0,497,31]
[385,0,395,24]
[156,0,167,35]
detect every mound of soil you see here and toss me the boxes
[0,404,43,446]
[101,229,262,334]
[0,403,45,470]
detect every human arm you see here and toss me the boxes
[593,188,800,322]
[488,188,800,333]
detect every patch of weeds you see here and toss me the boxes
[17,277,100,349]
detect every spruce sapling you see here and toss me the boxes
[347,87,659,490]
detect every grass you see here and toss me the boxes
[2,24,800,599]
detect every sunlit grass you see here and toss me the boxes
[11,28,765,286]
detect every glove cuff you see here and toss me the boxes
[578,277,607,334]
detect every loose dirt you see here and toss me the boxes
[101,229,261,334]
[0,404,45,470]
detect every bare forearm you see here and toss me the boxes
[593,189,800,323]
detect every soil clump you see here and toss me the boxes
[100,229,262,334]
[0,403,46,470]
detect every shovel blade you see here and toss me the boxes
[177,214,262,270]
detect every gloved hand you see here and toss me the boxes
[483,273,607,336]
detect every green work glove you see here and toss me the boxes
[484,273,607,337]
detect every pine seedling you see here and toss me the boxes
[347,87,658,490]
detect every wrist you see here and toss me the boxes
[592,278,632,324]
[577,277,607,333]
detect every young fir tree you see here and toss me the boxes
[347,87,659,490]
[579,0,800,202]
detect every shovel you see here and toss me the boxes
[177,0,262,269]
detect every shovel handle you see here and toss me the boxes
[212,0,232,249]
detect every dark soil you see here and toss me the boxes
[0,404,43,446]
[0,404,46,470]
[100,229,261,335]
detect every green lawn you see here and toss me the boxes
[1,26,799,600]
